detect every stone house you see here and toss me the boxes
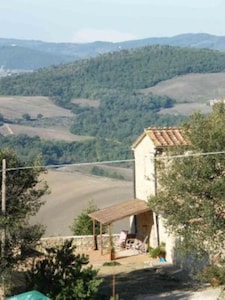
[89,126,190,261]
[131,126,190,263]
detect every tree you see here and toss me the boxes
[27,239,102,300]
[148,103,225,261]
[0,112,4,122]
[70,201,105,235]
[22,113,31,121]
[0,149,49,290]
[37,113,43,119]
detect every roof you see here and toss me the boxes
[88,199,151,224]
[132,127,190,149]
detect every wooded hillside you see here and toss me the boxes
[0,45,225,165]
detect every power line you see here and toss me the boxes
[1,150,225,172]
[156,150,225,160]
[3,159,135,172]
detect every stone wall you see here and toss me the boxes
[37,234,120,252]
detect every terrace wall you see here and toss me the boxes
[37,234,120,252]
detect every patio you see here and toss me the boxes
[82,247,161,273]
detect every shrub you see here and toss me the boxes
[22,113,31,121]
[149,242,166,258]
[27,239,103,299]
[70,201,106,235]
[198,264,225,287]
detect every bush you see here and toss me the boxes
[198,264,225,287]
[27,239,103,299]
[70,201,106,235]
[22,113,31,121]
[91,166,125,180]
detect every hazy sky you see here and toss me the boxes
[0,0,224,43]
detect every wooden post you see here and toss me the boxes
[109,224,116,260]
[92,219,95,249]
[100,223,103,255]
[1,159,6,214]
[1,158,6,300]
[92,219,98,250]
[112,273,116,299]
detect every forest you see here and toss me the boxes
[0,45,225,165]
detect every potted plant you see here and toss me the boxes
[149,242,166,260]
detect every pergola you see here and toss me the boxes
[88,198,151,254]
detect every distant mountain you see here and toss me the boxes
[120,33,225,51]
[0,45,75,70]
[1,33,225,71]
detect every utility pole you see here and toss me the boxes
[2,159,6,217]
[153,152,160,247]
[1,159,6,300]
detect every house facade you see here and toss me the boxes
[131,127,190,263]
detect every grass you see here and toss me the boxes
[159,102,212,115]
[140,72,225,115]
[0,123,94,142]
[30,169,133,236]
[0,96,95,141]
[0,96,73,119]
[141,72,225,104]
[103,261,121,266]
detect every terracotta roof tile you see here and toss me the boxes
[146,127,190,148]
[145,127,190,147]
[132,126,190,150]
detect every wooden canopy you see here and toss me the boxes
[88,198,150,225]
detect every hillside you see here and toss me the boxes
[1,33,225,70]
[0,96,73,119]
[0,45,75,70]
[142,73,225,103]
[30,169,133,236]
[1,45,225,165]
[1,45,225,98]
[141,72,225,115]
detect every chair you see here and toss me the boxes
[131,235,149,253]
[116,230,128,249]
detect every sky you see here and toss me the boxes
[0,0,224,43]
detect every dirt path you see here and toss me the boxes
[5,123,13,134]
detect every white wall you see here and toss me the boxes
[134,135,156,201]
[133,136,175,263]
[157,216,176,263]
